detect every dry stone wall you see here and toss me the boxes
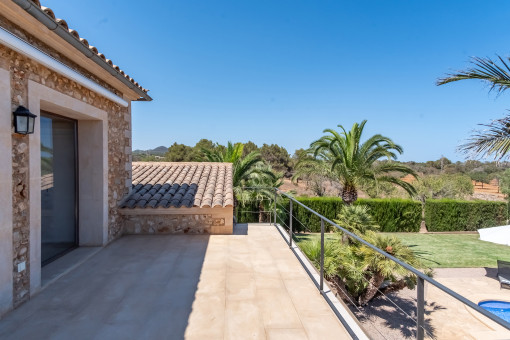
[0,15,132,306]
[123,210,233,235]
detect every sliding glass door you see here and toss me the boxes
[40,112,78,265]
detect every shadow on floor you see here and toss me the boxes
[351,290,443,340]
[484,267,498,280]
[233,223,249,235]
[0,234,209,340]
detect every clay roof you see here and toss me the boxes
[25,0,148,94]
[120,162,234,209]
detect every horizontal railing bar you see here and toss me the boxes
[275,188,510,330]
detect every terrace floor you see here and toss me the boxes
[0,223,352,340]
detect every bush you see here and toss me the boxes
[291,197,420,233]
[292,197,344,232]
[425,199,508,231]
[357,199,422,232]
[235,200,260,223]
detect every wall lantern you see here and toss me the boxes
[13,106,37,135]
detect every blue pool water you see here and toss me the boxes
[478,300,510,323]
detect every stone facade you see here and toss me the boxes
[123,209,234,235]
[0,15,132,307]
[11,135,29,307]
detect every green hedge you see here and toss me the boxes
[290,197,421,233]
[236,196,508,233]
[425,199,508,232]
[356,198,422,232]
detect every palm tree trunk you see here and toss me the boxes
[358,272,385,305]
[341,183,358,205]
[258,201,264,223]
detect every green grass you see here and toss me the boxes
[294,233,510,268]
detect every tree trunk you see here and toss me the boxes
[358,272,385,305]
[329,275,357,305]
[258,201,264,223]
[341,183,358,205]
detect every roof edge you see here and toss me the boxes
[12,0,152,101]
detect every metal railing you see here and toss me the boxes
[264,188,510,340]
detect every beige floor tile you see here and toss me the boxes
[299,313,351,340]
[226,252,253,273]
[224,299,265,340]
[283,279,332,316]
[185,293,225,339]
[0,225,352,340]
[266,328,309,340]
[256,287,303,329]
[275,259,306,279]
[226,272,256,301]
[254,276,285,290]
[196,269,226,295]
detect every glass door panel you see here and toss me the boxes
[40,113,78,265]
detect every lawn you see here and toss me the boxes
[294,233,510,268]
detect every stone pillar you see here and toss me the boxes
[10,57,30,307]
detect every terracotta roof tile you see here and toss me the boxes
[120,162,233,209]
[28,1,149,94]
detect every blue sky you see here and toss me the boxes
[43,0,510,162]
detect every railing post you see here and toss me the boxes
[273,189,277,226]
[417,277,425,340]
[320,218,324,292]
[289,200,293,248]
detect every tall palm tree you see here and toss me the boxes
[309,120,417,205]
[202,142,276,209]
[438,56,510,159]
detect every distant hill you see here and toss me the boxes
[133,146,168,156]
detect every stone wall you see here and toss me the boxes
[123,208,234,235]
[0,15,132,307]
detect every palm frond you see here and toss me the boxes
[437,56,510,94]
[458,115,510,160]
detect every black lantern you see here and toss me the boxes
[13,106,37,135]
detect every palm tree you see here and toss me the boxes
[309,120,417,205]
[202,142,276,209]
[438,56,510,160]
[334,205,379,243]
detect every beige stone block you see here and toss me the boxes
[211,225,232,234]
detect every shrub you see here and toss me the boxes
[292,197,343,232]
[356,199,422,232]
[290,197,420,233]
[425,199,508,231]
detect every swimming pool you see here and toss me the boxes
[478,300,510,323]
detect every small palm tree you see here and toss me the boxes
[334,205,379,243]
[202,142,276,209]
[356,233,426,305]
[438,56,510,159]
[310,120,417,205]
